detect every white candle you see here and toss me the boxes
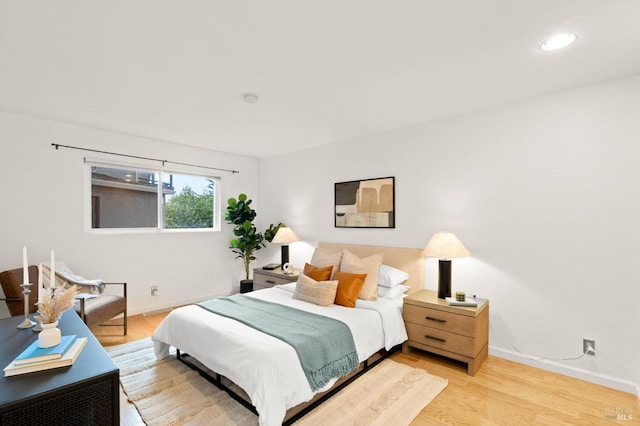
[50,250,56,288]
[38,263,43,289]
[22,247,28,284]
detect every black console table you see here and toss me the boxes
[0,310,119,425]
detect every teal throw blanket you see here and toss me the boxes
[197,295,358,392]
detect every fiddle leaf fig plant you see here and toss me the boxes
[225,194,265,281]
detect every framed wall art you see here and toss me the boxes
[334,176,395,228]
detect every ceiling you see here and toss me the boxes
[1,1,640,159]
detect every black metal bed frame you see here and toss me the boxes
[176,344,400,425]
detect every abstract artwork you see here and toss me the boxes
[334,177,395,228]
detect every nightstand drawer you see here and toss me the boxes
[253,272,297,290]
[403,304,475,337]
[405,322,475,357]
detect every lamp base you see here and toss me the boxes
[438,259,452,299]
[280,245,290,269]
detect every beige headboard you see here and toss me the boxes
[318,242,424,294]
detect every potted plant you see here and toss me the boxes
[224,194,266,293]
[225,194,288,292]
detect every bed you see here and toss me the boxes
[152,242,424,426]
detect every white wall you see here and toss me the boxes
[0,111,259,315]
[1,77,637,396]
[258,76,640,394]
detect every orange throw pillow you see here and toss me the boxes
[334,271,367,308]
[303,263,333,281]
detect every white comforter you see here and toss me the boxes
[152,283,407,426]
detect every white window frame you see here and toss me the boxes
[84,159,221,234]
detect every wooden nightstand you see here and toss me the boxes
[253,267,299,291]
[402,289,489,376]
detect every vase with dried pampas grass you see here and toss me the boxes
[35,284,78,348]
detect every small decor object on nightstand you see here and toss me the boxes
[283,263,294,275]
[455,291,466,302]
[445,296,478,307]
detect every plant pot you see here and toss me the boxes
[38,320,61,348]
[240,279,253,294]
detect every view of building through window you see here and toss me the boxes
[90,165,217,230]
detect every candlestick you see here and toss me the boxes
[38,263,43,288]
[50,250,56,288]
[17,246,35,329]
[22,246,28,286]
[16,282,35,329]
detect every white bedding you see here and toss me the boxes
[152,283,407,426]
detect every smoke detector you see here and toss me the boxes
[243,93,259,104]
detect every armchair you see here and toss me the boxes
[75,282,127,335]
[0,265,127,335]
[0,266,39,316]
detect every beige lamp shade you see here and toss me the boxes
[272,227,300,244]
[422,232,470,259]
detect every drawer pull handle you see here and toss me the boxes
[425,316,447,324]
[425,335,446,343]
[266,280,276,284]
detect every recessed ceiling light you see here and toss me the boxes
[540,33,577,51]
[243,93,259,104]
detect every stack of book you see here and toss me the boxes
[3,335,88,377]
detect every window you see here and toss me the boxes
[87,163,219,231]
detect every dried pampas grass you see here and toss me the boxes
[36,284,78,324]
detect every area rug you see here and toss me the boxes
[106,338,448,425]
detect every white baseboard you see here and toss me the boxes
[128,290,234,317]
[490,345,638,395]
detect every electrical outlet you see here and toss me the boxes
[583,339,595,355]
[151,285,159,296]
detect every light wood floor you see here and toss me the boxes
[95,312,640,425]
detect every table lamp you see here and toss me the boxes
[422,232,470,299]
[271,227,300,269]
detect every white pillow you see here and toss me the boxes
[378,264,409,288]
[378,284,411,300]
[276,282,297,293]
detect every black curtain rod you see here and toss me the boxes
[51,143,239,174]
